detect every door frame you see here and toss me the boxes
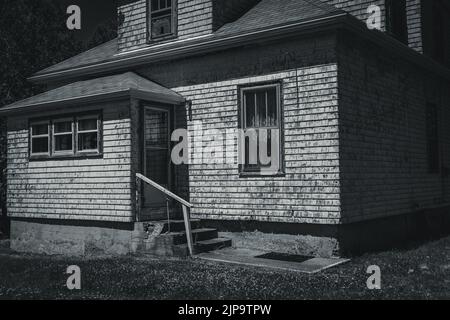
[141,104,174,208]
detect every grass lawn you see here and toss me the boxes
[0,237,449,300]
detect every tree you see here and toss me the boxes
[0,0,86,235]
[87,17,118,49]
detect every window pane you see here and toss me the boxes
[78,118,97,131]
[32,123,48,136]
[54,121,72,134]
[267,88,277,127]
[78,132,98,151]
[256,91,267,127]
[151,0,159,10]
[145,111,168,147]
[32,137,48,154]
[245,92,256,128]
[159,0,170,9]
[152,16,172,37]
[54,134,73,152]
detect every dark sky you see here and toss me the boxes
[60,0,118,41]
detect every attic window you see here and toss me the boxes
[385,0,408,44]
[150,0,177,40]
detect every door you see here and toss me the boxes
[142,106,172,217]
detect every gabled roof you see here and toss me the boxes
[35,39,118,77]
[0,72,185,115]
[29,0,346,83]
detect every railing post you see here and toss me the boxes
[182,205,194,256]
[136,175,141,222]
[166,197,171,233]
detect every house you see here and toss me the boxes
[1,0,450,257]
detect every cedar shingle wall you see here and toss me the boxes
[178,0,213,40]
[118,0,147,52]
[173,65,341,225]
[6,103,133,222]
[406,0,423,53]
[338,31,450,223]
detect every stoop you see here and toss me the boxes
[132,219,232,257]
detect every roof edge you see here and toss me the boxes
[28,12,348,84]
[0,88,186,116]
[0,90,131,116]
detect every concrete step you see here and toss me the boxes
[156,228,218,246]
[161,219,201,233]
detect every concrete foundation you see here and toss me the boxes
[9,219,141,256]
[204,206,450,257]
[8,206,450,257]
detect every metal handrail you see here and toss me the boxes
[135,173,194,256]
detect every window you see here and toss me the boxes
[53,119,73,154]
[239,83,283,176]
[431,0,445,63]
[29,113,101,159]
[30,122,50,155]
[77,116,100,152]
[149,0,176,40]
[385,0,408,44]
[426,103,440,173]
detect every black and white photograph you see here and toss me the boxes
[0,0,449,306]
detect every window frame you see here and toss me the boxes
[147,0,178,42]
[29,111,102,160]
[385,0,408,44]
[238,81,285,177]
[30,120,51,157]
[52,117,74,156]
[76,114,101,154]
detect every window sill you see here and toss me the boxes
[29,153,103,161]
[148,34,178,44]
[239,171,286,178]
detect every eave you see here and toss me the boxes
[28,12,349,84]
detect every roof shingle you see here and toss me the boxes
[216,0,341,35]
[0,72,185,114]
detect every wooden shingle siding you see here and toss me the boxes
[6,102,133,222]
[173,64,341,225]
[406,0,423,53]
[118,0,148,52]
[338,30,450,223]
[178,0,213,40]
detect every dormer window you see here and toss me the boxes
[149,0,177,41]
[385,0,408,44]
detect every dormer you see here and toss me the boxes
[117,0,261,53]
